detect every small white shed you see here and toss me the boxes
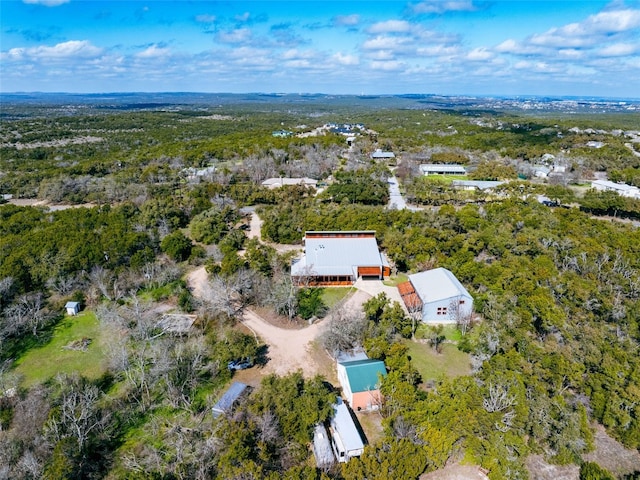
[65,301,80,316]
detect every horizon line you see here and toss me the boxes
[2,91,640,102]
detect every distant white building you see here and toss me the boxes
[451,180,505,191]
[183,166,216,180]
[533,165,551,178]
[591,180,640,199]
[261,177,318,189]
[419,164,466,176]
[370,148,395,160]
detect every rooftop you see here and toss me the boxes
[340,359,387,393]
[331,398,365,452]
[212,381,249,417]
[409,267,472,304]
[291,232,387,277]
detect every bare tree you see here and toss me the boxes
[449,298,473,336]
[46,375,109,452]
[162,337,209,410]
[405,296,423,340]
[88,266,120,301]
[0,277,14,308]
[320,306,367,357]
[46,273,80,296]
[202,269,257,319]
[268,272,298,321]
[483,382,518,433]
[5,292,49,337]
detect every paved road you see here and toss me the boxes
[387,176,407,210]
[387,175,422,211]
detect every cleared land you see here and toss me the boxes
[405,340,471,383]
[14,311,108,387]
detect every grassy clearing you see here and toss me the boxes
[415,323,461,342]
[383,273,408,286]
[321,287,353,308]
[426,174,470,185]
[405,339,471,383]
[14,311,108,387]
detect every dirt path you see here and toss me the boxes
[246,209,303,254]
[241,309,324,376]
[186,266,372,378]
[185,211,381,379]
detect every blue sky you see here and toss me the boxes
[2,0,639,97]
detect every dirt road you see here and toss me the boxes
[186,266,372,378]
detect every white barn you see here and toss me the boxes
[419,164,466,176]
[399,268,473,323]
[591,180,640,199]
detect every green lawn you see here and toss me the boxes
[14,311,109,387]
[425,174,470,185]
[404,338,471,383]
[415,323,462,342]
[383,273,408,286]
[321,287,353,309]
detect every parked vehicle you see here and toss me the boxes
[227,358,253,371]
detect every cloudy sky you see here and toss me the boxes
[2,0,640,97]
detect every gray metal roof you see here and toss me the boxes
[451,180,505,190]
[409,268,472,304]
[313,424,336,468]
[330,398,364,452]
[291,235,385,277]
[212,381,249,417]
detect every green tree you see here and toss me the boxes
[580,462,616,480]
[160,230,193,261]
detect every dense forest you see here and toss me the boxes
[1,95,639,479]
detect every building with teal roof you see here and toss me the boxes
[337,358,386,411]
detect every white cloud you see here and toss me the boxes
[22,0,69,6]
[529,7,640,48]
[362,35,412,51]
[282,49,316,60]
[226,47,273,66]
[410,0,477,14]
[530,27,596,48]
[514,60,562,74]
[283,59,312,68]
[365,50,395,61]
[5,40,103,61]
[195,14,216,23]
[466,47,493,61]
[584,8,640,33]
[597,42,637,57]
[368,20,412,34]
[495,39,547,55]
[416,45,459,56]
[333,14,360,27]
[370,60,405,71]
[136,45,171,59]
[332,52,359,66]
[217,28,252,44]
[235,12,251,22]
[557,48,584,59]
